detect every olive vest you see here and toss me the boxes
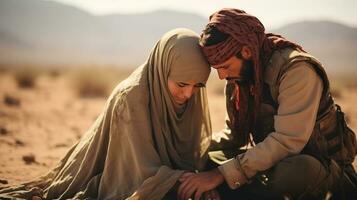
[227,48,357,166]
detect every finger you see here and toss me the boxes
[178,177,191,199]
[178,177,197,200]
[178,174,196,197]
[202,192,208,200]
[182,181,197,200]
[194,188,203,200]
[179,172,195,182]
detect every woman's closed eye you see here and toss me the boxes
[177,82,205,88]
[177,82,187,88]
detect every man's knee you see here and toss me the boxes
[278,154,325,175]
[268,155,329,198]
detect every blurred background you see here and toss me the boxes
[0,0,357,185]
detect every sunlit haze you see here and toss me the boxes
[50,0,357,29]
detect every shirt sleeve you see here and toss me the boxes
[218,62,324,189]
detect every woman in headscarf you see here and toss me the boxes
[0,28,212,200]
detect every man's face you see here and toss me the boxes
[212,55,253,83]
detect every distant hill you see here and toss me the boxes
[0,0,207,66]
[0,0,356,74]
[273,21,357,74]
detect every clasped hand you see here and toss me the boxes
[177,168,224,200]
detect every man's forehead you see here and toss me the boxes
[211,59,230,69]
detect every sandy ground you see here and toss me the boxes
[0,71,356,187]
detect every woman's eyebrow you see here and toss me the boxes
[178,82,189,86]
[179,82,205,87]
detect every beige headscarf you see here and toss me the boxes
[148,28,212,170]
[0,28,212,200]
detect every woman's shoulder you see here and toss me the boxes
[109,65,149,107]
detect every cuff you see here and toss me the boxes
[218,158,248,189]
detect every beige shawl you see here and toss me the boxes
[0,28,211,199]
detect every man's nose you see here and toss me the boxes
[217,69,228,80]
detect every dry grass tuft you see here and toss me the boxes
[330,73,357,91]
[4,94,21,107]
[48,69,62,78]
[13,67,41,88]
[70,67,132,98]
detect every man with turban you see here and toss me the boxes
[178,8,357,200]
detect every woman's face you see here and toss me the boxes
[167,79,205,105]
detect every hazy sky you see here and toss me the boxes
[50,0,357,29]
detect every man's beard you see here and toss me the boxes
[240,58,254,81]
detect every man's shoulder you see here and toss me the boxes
[266,48,324,78]
[270,48,321,66]
[270,48,303,64]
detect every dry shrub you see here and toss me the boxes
[4,94,21,107]
[330,73,357,90]
[71,67,131,98]
[328,74,350,99]
[347,82,357,89]
[13,67,41,88]
[48,69,61,78]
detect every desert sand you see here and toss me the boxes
[0,69,356,187]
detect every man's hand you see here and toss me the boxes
[177,168,224,200]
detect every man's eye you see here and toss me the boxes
[177,83,185,87]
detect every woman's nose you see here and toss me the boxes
[183,86,195,99]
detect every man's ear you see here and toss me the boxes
[241,46,252,59]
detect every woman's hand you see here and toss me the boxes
[177,169,224,200]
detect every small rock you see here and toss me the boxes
[0,179,8,184]
[4,95,21,107]
[70,126,80,134]
[22,154,36,164]
[15,139,25,146]
[0,127,8,135]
